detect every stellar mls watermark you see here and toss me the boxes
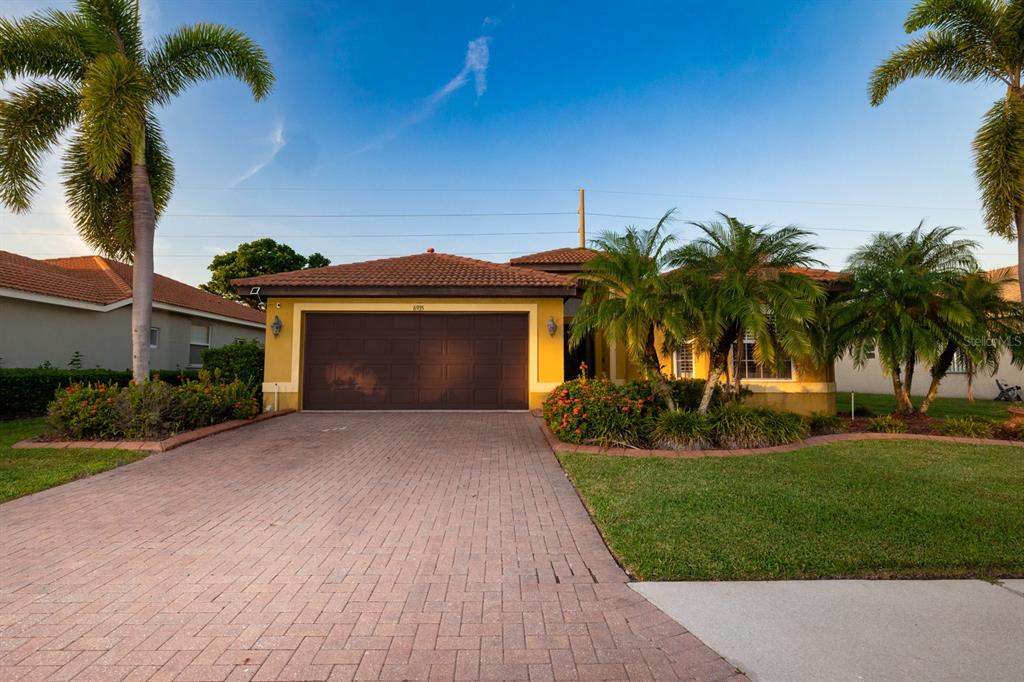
[962,335,1024,348]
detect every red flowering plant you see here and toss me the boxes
[46,382,122,440]
[543,365,656,447]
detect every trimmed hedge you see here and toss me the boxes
[46,373,258,440]
[0,368,201,419]
[200,339,264,384]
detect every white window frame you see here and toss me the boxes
[188,322,211,367]
[149,327,160,348]
[732,334,794,381]
[673,341,695,378]
[949,350,969,375]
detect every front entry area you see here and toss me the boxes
[302,312,529,410]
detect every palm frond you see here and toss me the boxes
[0,81,80,211]
[0,9,90,81]
[79,52,150,179]
[147,23,274,103]
[76,0,143,61]
[974,95,1024,238]
[869,30,1002,106]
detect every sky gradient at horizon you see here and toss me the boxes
[0,0,1013,286]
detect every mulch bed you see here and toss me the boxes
[845,412,1020,441]
[13,409,295,453]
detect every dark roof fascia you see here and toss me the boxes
[235,285,577,299]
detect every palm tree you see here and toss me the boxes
[0,0,273,382]
[832,225,978,414]
[569,210,692,410]
[918,269,1024,412]
[870,0,1024,301]
[668,214,825,414]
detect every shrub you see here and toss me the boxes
[807,412,848,436]
[652,410,712,450]
[996,421,1024,440]
[543,377,655,448]
[115,381,183,439]
[46,383,122,440]
[852,404,876,418]
[200,340,264,384]
[1,368,201,419]
[937,416,994,439]
[44,372,258,440]
[709,405,808,449]
[866,415,908,433]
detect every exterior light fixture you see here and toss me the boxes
[546,317,558,337]
[271,315,283,337]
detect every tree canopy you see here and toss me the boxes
[202,238,331,307]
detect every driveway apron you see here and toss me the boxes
[0,412,741,681]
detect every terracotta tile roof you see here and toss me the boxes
[509,248,600,265]
[785,266,849,283]
[233,252,574,290]
[0,251,263,324]
[986,265,1020,302]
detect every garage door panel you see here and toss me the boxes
[303,313,529,410]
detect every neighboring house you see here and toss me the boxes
[0,251,264,370]
[235,247,842,414]
[834,265,1024,401]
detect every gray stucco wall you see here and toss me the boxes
[835,353,1024,401]
[0,296,264,370]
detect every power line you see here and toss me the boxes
[14,251,532,258]
[1,210,576,219]
[587,189,980,212]
[0,230,578,239]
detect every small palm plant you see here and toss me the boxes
[832,225,978,414]
[870,0,1024,301]
[570,210,692,410]
[668,215,825,414]
[0,0,274,382]
[919,270,1024,413]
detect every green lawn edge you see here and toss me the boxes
[557,440,1024,581]
[0,418,148,503]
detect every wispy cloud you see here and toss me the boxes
[235,120,286,184]
[354,36,492,154]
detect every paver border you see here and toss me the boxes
[535,413,1024,458]
[12,408,295,453]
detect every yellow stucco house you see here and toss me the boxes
[234,247,840,414]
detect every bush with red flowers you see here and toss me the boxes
[46,370,258,440]
[543,374,656,447]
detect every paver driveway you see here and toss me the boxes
[0,412,742,681]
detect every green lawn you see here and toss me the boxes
[837,391,1011,420]
[559,441,1024,581]
[0,419,147,503]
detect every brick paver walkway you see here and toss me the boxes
[0,413,742,681]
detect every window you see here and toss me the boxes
[949,351,969,375]
[865,346,876,360]
[189,323,210,366]
[733,334,793,380]
[673,342,694,378]
[149,327,160,348]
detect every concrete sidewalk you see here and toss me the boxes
[632,579,1024,682]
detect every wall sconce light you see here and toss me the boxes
[271,315,283,337]
[546,316,558,337]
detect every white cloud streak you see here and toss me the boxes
[235,120,286,184]
[354,36,492,154]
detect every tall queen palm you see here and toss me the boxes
[0,0,273,381]
[870,0,1024,301]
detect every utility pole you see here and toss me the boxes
[578,188,586,248]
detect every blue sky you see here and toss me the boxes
[0,0,1013,285]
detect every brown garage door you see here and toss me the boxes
[302,313,529,410]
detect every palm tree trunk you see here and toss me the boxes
[131,161,155,383]
[1017,206,1024,304]
[896,356,916,414]
[644,326,675,411]
[697,361,723,415]
[918,342,956,415]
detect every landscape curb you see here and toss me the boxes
[535,414,1024,458]
[12,409,296,453]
